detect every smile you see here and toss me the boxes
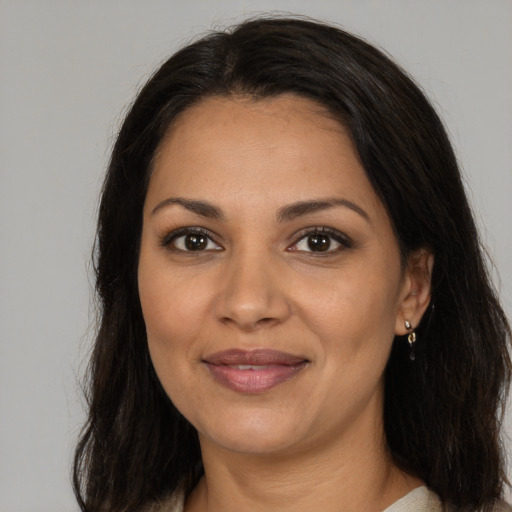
[202,349,309,393]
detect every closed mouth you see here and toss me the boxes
[203,348,308,366]
[203,349,309,393]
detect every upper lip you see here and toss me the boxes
[203,349,308,366]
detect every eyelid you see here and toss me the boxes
[159,225,352,254]
[288,226,353,253]
[160,226,223,251]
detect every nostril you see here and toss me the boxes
[256,317,276,326]
[220,315,278,330]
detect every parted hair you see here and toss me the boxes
[73,16,512,512]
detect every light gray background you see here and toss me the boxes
[1,1,511,510]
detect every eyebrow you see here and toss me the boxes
[151,196,370,223]
[151,197,224,219]
[276,198,370,223]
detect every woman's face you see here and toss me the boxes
[138,95,416,456]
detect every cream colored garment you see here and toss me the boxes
[382,487,512,512]
[383,486,442,512]
[159,492,184,512]
[152,486,512,511]
[154,486,437,512]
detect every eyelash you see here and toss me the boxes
[160,226,353,254]
[160,227,221,253]
[288,227,353,254]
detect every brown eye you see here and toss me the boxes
[164,229,222,252]
[307,234,331,252]
[184,234,208,251]
[290,228,352,254]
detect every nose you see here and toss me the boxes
[214,249,292,331]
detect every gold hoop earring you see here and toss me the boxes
[405,320,417,361]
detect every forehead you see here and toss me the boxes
[176,93,337,129]
[154,94,345,164]
[147,94,384,223]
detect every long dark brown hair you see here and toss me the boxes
[74,16,512,512]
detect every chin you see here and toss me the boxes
[195,411,306,456]
[203,431,300,456]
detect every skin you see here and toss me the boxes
[138,94,432,511]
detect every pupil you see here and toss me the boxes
[185,234,207,251]
[308,234,330,252]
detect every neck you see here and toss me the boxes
[185,408,422,512]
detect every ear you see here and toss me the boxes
[395,248,434,335]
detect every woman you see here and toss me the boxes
[73,16,512,512]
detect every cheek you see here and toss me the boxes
[297,261,402,347]
[137,252,210,390]
[139,280,202,411]
[138,247,210,341]
[293,260,403,403]
[138,263,218,429]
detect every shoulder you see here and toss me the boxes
[142,488,511,512]
[384,487,512,512]
[492,500,512,512]
[384,486,443,511]
[140,492,185,512]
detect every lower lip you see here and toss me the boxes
[204,362,308,393]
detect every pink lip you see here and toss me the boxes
[203,349,309,394]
